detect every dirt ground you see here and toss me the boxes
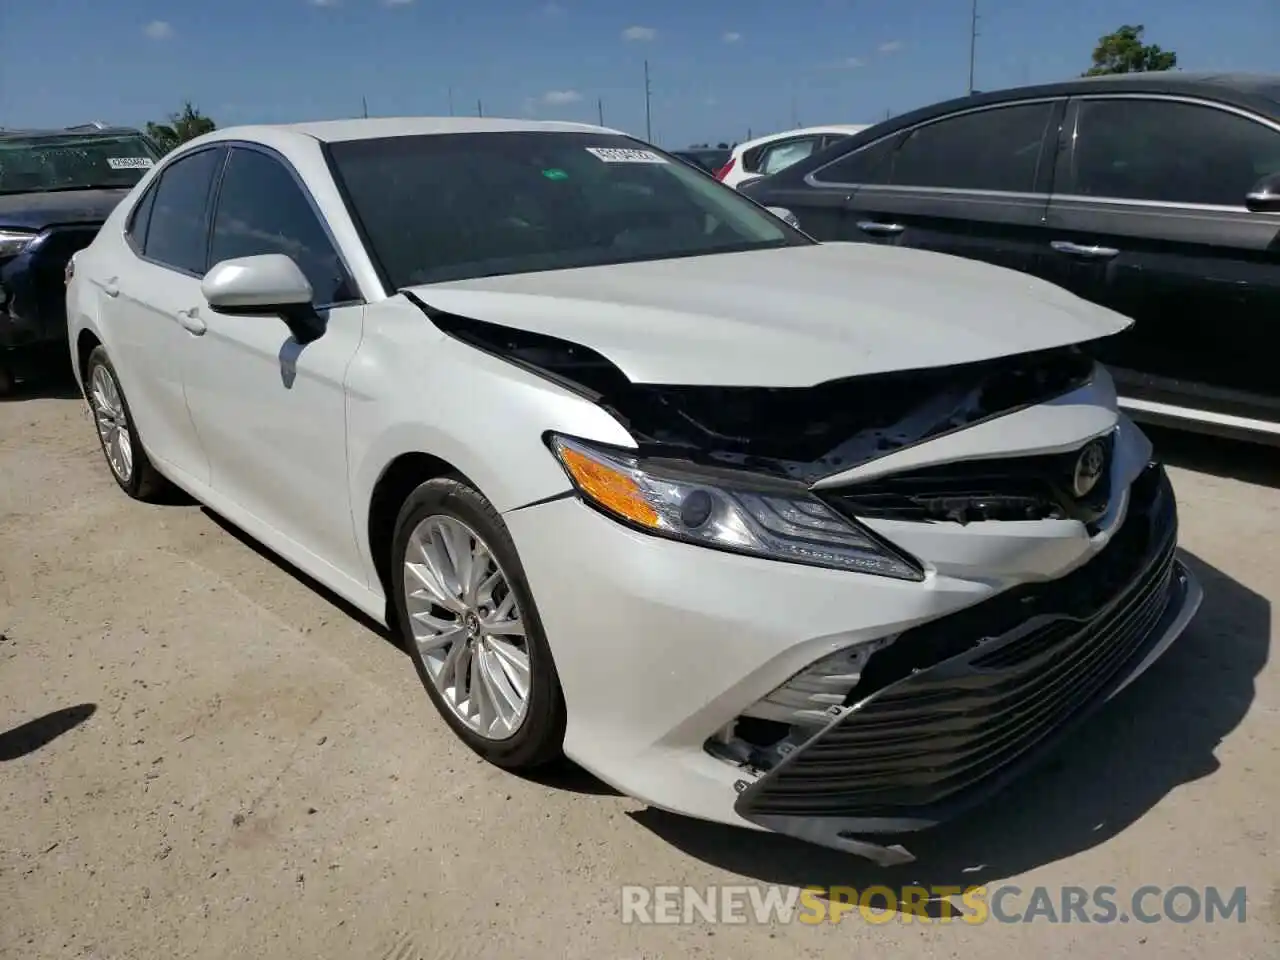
[2,379,1278,960]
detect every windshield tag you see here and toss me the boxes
[107,157,155,170]
[584,147,667,164]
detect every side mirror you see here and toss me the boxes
[766,206,801,230]
[201,254,326,344]
[1245,172,1280,213]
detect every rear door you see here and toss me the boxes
[832,100,1064,275]
[1043,94,1280,424]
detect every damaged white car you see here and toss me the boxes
[65,118,1203,865]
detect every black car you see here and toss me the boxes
[671,147,732,175]
[0,124,161,393]
[742,72,1280,445]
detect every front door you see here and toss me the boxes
[179,144,368,582]
[1043,94,1280,423]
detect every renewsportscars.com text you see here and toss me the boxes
[620,884,1248,925]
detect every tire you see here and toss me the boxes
[390,476,566,770]
[84,346,169,502]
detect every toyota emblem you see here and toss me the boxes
[1072,440,1107,498]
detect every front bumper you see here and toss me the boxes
[503,456,1199,859]
[736,464,1198,854]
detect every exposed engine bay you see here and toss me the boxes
[412,298,1098,484]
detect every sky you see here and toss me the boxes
[2,0,1277,147]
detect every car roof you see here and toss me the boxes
[732,125,870,154]
[892,71,1280,130]
[0,125,144,140]
[211,117,625,145]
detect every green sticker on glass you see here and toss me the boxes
[541,168,569,180]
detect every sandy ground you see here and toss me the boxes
[1,378,1278,960]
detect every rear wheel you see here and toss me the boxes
[85,346,169,501]
[391,477,566,770]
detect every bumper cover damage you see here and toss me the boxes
[728,464,1200,864]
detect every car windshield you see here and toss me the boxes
[0,132,160,195]
[327,131,810,288]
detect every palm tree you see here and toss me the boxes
[146,102,217,154]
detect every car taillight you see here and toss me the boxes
[714,157,736,181]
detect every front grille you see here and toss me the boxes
[736,463,1179,822]
[823,432,1115,526]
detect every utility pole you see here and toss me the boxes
[643,59,652,142]
[361,96,368,119]
[597,97,604,126]
[448,86,455,116]
[477,99,483,117]
[967,0,979,95]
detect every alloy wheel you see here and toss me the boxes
[402,515,531,740]
[90,364,133,483]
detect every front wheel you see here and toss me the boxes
[390,477,566,770]
[85,346,169,501]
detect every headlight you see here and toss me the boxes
[0,229,36,257]
[548,434,922,580]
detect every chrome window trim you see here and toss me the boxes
[805,95,1065,189]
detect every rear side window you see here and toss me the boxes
[811,136,899,185]
[889,102,1055,192]
[126,182,158,250]
[1065,98,1280,206]
[143,147,224,274]
[209,147,355,305]
[758,137,823,176]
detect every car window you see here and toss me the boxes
[327,131,808,289]
[209,147,355,305]
[0,132,160,195]
[143,147,224,274]
[890,102,1055,192]
[759,138,822,176]
[126,181,159,250]
[811,136,899,185]
[1065,98,1280,207]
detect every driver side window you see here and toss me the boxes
[209,147,356,306]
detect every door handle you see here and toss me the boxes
[102,276,119,298]
[1050,240,1119,260]
[175,307,207,336]
[856,221,905,236]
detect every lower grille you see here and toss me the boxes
[736,463,1180,822]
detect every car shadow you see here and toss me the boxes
[0,703,97,761]
[0,363,83,402]
[627,549,1267,909]
[1146,426,1280,489]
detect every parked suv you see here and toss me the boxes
[0,123,160,393]
[743,73,1280,445]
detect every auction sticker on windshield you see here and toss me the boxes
[585,147,668,164]
[107,157,155,169]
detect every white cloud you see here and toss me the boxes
[541,2,566,14]
[831,56,864,69]
[383,0,414,5]
[878,40,903,54]
[722,31,741,43]
[622,25,657,42]
[309,0,340,6]
[542,89,583,105]
[143,20,173,40]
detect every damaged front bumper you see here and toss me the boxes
[723,464,1201,865]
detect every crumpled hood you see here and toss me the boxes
[0,188,131,230]
[408,242,1132,387]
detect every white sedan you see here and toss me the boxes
[66,118,1202,865]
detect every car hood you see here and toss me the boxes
[0,188,132,230]
[408,242,1132,387]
